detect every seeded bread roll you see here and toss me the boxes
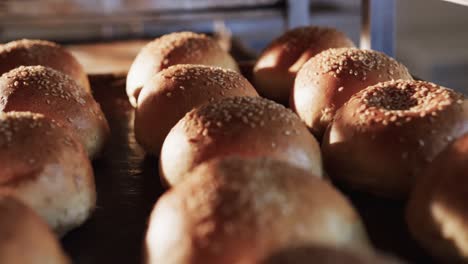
[261,246,404,264]
[135,64,258,155]
[293,48,413,138]
[0,195,70,264]
[127,32,239,107]
[146,157,370,264]
[0,112,96,235]
[160,96,322,186]
[253,26,355,105]
[0,39,90,93]
[406,133,468,262]
[0,66,109,159]
[322,80,468,198]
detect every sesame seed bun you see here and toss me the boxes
[0,195,70,264]
[0,112,96,235]
[127,32,239,107]
[0,39,90,93]
[322,80,468,199]
[160,96,322,186]
[135,64,258,155]
[292,48,413,138]
[0,66,109,159]
[260,245,404,264]
[253,26,355,105]
[145,157,370,264]
[406,133,468,262]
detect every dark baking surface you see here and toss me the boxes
[61,74,435,264]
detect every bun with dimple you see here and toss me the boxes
[253,26,355,105]
[322,80,468,198]
[406,133,468,262]
[0,195,70,264]
[146,157,370,264]
[293,48,413,138]
[160,96,322,186]
[0,65,109,159]
[127,32,239,106]
[135,64,258,155]
[0,112,96,235]
[0,39,90,93]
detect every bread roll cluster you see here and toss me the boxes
[134,29,467,263]
[0,39,108,261]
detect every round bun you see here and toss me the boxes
[135,64,258,155]
[293,48,413,138]
[261,245,404,264]
[322,80,468,198]
[0,195,70,264]
[0,39,90,93]
[126,31,239,106]
[160,96,323,186]
[0,66,109,159]
[253,26,355,105]
[406,133,468,262]
[0,112,96,235]
[146,157,370,264]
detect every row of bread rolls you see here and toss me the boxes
[255,26,468,262]
[126,31,407,263]
[0,39,110,263]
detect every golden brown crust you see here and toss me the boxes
[146,157,370,264]
[160,96,323,186]
[0,39,90,93]
[0,112,96,235]
[135,64,258,155]
[406,133,468,262]
[293,48,413,138]
[0,65,109,159]
[126,32,239,107]
[253,26,355,105]
[322,80,468,199]
[0,195,70,264]
[260,245,404,264]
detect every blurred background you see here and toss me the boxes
[0,0,467,93]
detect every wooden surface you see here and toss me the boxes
[57,74,436,264]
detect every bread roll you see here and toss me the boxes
[0,112,96,235]
[0,195,70,264]
[293,48,412,138]
[126,32,239,106]
[135,64,258,155]
[160,96,322,186]
[253,26,355,105]
[406,133,468,262]
[0,39,90,93]
[261,245,404,264]
[322,80,468,198]
[146,157,370,264]
[0,65,109,159]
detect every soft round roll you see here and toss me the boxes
[293,48,413,138]
[406,133,468,262]
[160,96,322,186]
[261,246,404,264]
[0,195,70,264]
[135,64,258,155]
[127,31,239,106]
[0,112,96,235]
[253,26,355,105]
[0,65,109,159]
[322,80,468,198]
[0,39,90,93]
[146,157,370,264]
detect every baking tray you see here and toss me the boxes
[61,46,436,264]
